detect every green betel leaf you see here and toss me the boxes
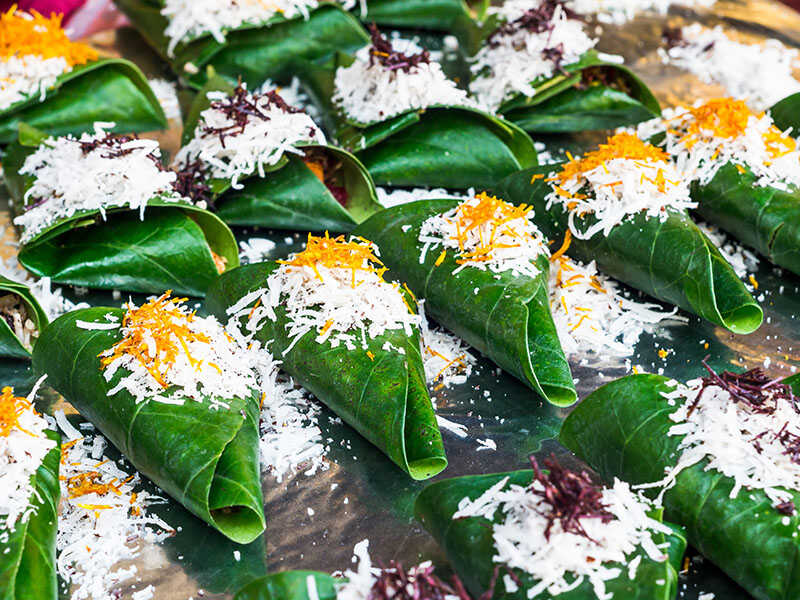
[0,276,48,359]
[414,470,686,600]
[769,92,800,133]
[691,162,800,277]
[3,136,239,297]
[32,308,266,544]
[494,166,763,334]
[205,262,447,480]
[113,0,369,89]
[354,199,576,406]
[0,430,60,600]
[234,572,338,600]
[0,58,166,144]
[559,374,800,600]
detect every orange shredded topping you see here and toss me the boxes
[658,348,669,359]
[99,292,212,388]
[0,386,35,437]
[0,6,97,65]
[749,274,759,290]
[211,251,228,275]
[303,160,325,183]
[550,230,572,263]
[366,351,375,361]
[67,471,120,499]
[434,249,447,267]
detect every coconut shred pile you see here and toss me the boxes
[644,367,800,513]
[228,233,418,355]
[0,8,98,111]
[470,0,597,111]
[453,457,671,599]
[636,98,800,191]
[174,83,324,191]
[660,25,800,111]
[418,192,550,279]
[545,132,695,239]
[0,380,56,533]
[567,0,715,25]
[333,26,473,125]
[14,123,186,244]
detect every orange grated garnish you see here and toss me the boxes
[0,6,97,66]
[0,386,36,438]
[550,230,572,263]
[67,471,120,499]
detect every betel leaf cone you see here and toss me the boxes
[0,276,48,359]
[559,374,800,600]
[3,126,239,297]
[414,470,687,600]
[205,262,447,480]
[355,199,576,406]
[32,307,266,544]
[180,76,382,232]
[769,92,800,133]
[494,51,661,134]
[494,165,763,334]
[298,56,538,190]
[234,572,338,600]
[691,162,800,277]
[0,430,60,600]
[113,0,369,90]
[0,58,166,144]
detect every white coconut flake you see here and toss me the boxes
[419,193,550,279]
[472,0,597,111]
[660,25,800,111]
[147,78,182,122]
[418,301,475,389]
[453,475,670,599]
[14,123,185,244]
[567,0,715,25]
[174,84,324,190]
[696,222,759,280]
[0,55,70,111]
[376,187,468,208]
[333,36,474,124]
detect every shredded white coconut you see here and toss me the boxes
[472,0,597,111]
[174,85,324,190]
[376,187,467,208]
[696,222,759,280]
[14,123,185,244]
[0,55,70,111]
[659,25,800,112]
[333,38,473,124]
[147,78,182,122]
[239,237,278,264]
[567,0,715,25]
[453,476,670,599]
[418,301,475,389]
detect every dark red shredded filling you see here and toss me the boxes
[367,561,507,600]
[173,158,214,207]
[367,23,431,73]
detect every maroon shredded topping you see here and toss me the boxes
[367,23,430,73]
[368,560,470,600]
[661,26,685,48]
[775,421,800,465]
[775,501,796,516]
[529,454,614,542]
[173,158,214,206]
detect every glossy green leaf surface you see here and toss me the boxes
[0,276,48,359]
[560,374,800,600]
[769,92,800,132]
[692,162,800,277]
[32,308,266,544]
[354,199,575,406]
[3,138,239,297]
[414,469,686,600]
[234,571,338,600]
[0,58,166,144]
[494,166,763,334]
[0,430,60,600]
[205,262,447,480]
[114,0,369,89]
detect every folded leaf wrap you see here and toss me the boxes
[0,430,60,600]
[560,374,800,600]
[234,571,338,600]
[32,308,266,543]
[414,470,686,600]
[206,262,447,480]
[0,58,167,144]
[0,276,48,359]
[355,199,575,406]
[494,165,763,334]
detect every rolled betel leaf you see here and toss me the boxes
[3,123,238,296]
[113,0,368,89]
[234,572,338,600]
[304,26,537,190]
[0,384,61,600]
[468,0,660,134]
[33,293,266,543]
[0,8,165,144]
[206,233,447,480]
[493,132,763,334]
[173,79,381,232]
[635,98,800,278]
[0,276,48,360]
[355,192,575,406]
[415,455,687,600]
[560,366,800,600]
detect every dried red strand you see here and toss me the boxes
[368,560,470,600]
[367,23,431,72]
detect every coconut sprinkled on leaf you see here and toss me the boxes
[546,132,695,239]
[99,292,260,407]
[14,123,186,244]
[418,192,550,278]
[636,98,800,191]
[0,7,98,110]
